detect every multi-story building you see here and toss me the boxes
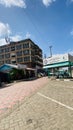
[0,39,43,69]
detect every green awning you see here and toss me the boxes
[43,61,70,69]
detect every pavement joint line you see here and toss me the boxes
[37,92,73,111]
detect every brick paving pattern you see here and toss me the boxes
[0,77,48,115]
[0,78,73,129]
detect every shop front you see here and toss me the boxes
[43,54,73,78]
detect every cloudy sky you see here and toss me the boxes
[0,0,73,56]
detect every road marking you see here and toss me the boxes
[37,92,73,111]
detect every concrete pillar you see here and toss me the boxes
[68,65,72,77]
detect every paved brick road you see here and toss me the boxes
[0,78,73,130]
[0,77,49,115]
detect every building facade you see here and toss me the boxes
[0,39,43,69]
[43,54,73,77]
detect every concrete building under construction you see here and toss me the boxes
[0,39,43,68]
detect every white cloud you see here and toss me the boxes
[11,35,22,41]
[0,32,31,45]
[66,50,73,55]
[0,22,11,37]
[0,0,26,8]
[42,0,56,7]
[0,34,23,46]
[66,0,73,5]
[70,27,73,36]
[70,0,73,2]
[69,51,73,55]
[0,38,7,46]
[25,32,31,39]
[0,22,31,46]
[70,30,73,36]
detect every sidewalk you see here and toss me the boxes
[0,77,49,118]
[0,78,73,130]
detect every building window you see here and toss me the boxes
[16,45,22,50]
[11,55,16,58]
[17,58,23,63]
[0,49,4,53]
[23,50,29,55]
[5,48,10,52]
[16,51,22,56]
[12,61,16,64]
[24,56,30,61]
[11,46,15,51]
[5,54,10,58]
[31,50,34,55]
[0,55,4,59]
[23,43,29,48]
[5,60,10,64]
[31,44,34,49]
[0,61,4,64]
[31,57,35,62]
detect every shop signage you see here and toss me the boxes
[18,64,27,69]
[43,54,68,65]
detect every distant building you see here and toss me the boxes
[43,53,73,77]
[0,39,43,69]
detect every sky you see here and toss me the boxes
[0,0,73,57]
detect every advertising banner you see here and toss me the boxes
[43,54,68,65]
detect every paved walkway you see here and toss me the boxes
[0,77,49,116]
[0,78,73,129]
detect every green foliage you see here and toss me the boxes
[10,68,24,80]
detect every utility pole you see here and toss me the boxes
[49,45,52,57]
[44,54,46,59]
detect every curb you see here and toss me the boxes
[56,79,73,81]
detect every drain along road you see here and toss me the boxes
[0,77,73,130]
